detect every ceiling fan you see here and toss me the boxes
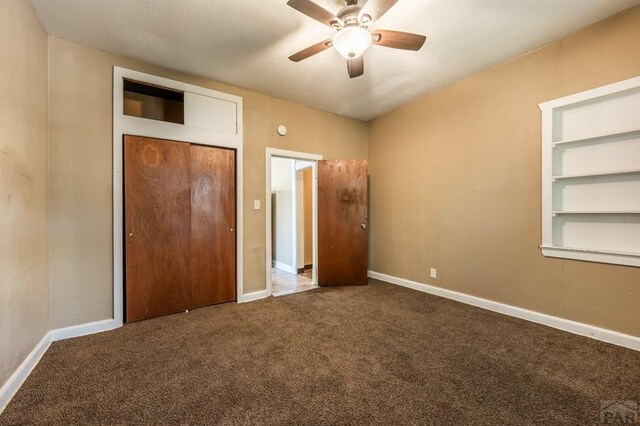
[287,0,426,78]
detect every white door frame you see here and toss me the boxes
[266,148,322,295]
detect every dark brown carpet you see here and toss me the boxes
[2,280,639,425]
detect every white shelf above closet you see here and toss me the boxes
[539,76,640,268]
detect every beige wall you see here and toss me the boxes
[0,1,49,386]
[47,37,368,328]
[368,7,640,337]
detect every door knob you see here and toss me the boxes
[129,233,133,237]
[361,224,367,230]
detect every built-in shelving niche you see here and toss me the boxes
[540,77,640,267]
[123,79,184,124]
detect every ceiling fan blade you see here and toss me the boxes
[372,30,426,51]
[359,0,399,22]
[347,56,364,78]
[289,39,333,62]
[287,0,342,27]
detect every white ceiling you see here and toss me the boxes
[29,0,640,121]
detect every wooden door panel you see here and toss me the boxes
[124,135,192,322]
[190,145,236,306]
[318,160,368,286]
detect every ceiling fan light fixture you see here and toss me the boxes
[332,26,372,59]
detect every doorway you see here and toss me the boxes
[266,149,320,296]
[266,148,369,295]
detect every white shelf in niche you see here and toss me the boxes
[552,211,640,215]
[539,76,640,267]
[540,245,640,258]
[552,128,640,147]
[542,245,639,256]
[552,169,640,181]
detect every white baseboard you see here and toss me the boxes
[0,331,52,414]
[273,261,297,275]
[51,319,121,341]
[0,291,274,412]
[368,271,640,352]
[0,319,121,413]
[238,289,270,303]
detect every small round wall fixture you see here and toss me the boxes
[277,125,288,136]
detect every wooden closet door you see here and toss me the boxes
[190,145,236,306]
[124,136,192,322]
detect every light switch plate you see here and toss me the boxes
[253,200,261,210]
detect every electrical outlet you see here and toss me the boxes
[430,268,437,279]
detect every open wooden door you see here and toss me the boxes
[317,160,368,286]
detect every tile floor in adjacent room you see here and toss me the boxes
[271,267,316,297]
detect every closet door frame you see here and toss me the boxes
[111,67,246,332]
